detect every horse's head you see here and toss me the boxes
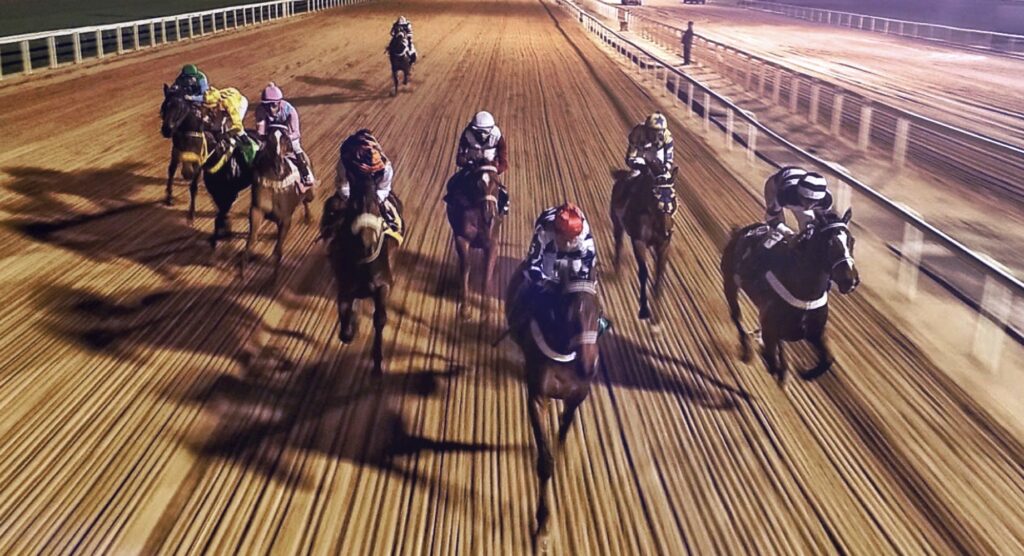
[808,208,859,294]
[651,167,678,239]
[557,280,602,377]
[389,32,409,54]
[347,175,387,263]
[471,166,502,226]
[260,126,291,177]
[160,85,197,138]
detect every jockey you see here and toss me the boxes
[174,64,209,103]
[763,167,833,239]
[390,16,417,62]
[202,86,250,160]
[509,202,610,331]
[450,110,510,214]
[625,112,674,185]
[254,83,314,185]
[333,129,400,232]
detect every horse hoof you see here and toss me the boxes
[532,531,550,554]
[458,303,471,320]
[339,328,356,344]
[164,196,174,207]
[740,347,752,363]
[638,307,651,320]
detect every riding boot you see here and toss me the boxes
[498,185,510,215]
[295,154,314,185]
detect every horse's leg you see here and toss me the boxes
[761,324,786,385]
[527,391,553,552]
[722,244,751,362]
[806,328,834,379]
[243,201,262,279]
[483,240,499,316]
[372,286,389,374]
[302,190,313,226]
[632,240,651,320]
[272,216,290,285]
[392,70,398,96]
[454,235,472,319]
[166,148,179,206]
[611,212,624,272]
[558,392,587,444]
[337,293,357,344]
[188,172,202,228]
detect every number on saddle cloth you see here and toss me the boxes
[653,186,677,215]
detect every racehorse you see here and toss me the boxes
[160,85,205,218]
[244,124,314,282]
[325,173,403,374]
[387,31,414,96]
[200,112,257,257]
[610,166,678,322]
[445,165,503,318]
[504,265,603,552]
[720,209,859,384]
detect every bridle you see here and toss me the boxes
[816,221,855,274]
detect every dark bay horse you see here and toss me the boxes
[387,32,414,96]
[445,165,503,318]
[610,167,678,322]
[721,209,860,384]
[160,85,205,217]
[504,266,603,552]
[200,115,257,257]
[245,125,314,281]
[325,176,403,374]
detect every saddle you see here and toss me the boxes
[445,166,497,207]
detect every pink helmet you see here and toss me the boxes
[261,82,284,104]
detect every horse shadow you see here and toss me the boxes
[289,75,387,107]
[40,283,301,368]
[175,356,500,495]
[2,164,218,275]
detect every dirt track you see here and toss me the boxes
[641,0,1024,148]
[2,0,1024,553]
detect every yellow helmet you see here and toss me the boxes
[645,112,668,131]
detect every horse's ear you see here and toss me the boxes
[842,207,852,223]
[163,83,169,95]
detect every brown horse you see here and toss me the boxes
[387,32,414,96]
[720,209,860,384]
[504,266,603,552]
[244,125,314,282]
[325,176,403,374]
[446,165,504,318]
[159,85,205,220]
[610,167,678,321]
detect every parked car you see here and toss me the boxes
[682,0,707,4]
[623,0,642,5]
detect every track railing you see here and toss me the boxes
[562,0,1022,368]
[738,1,1024,56]
[622,10,1024,205]
[0,0,367,81]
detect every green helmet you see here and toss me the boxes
[181,64,200,77]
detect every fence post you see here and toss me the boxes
[133,23,140,49]
[199,14,206,35]
[857,104,873,151]
[789,78,799,113]
[973,276,1013,372]
[116,28,124,54]
[188,17,194,38]
[703,92,711,132]
[687,82,695,116]
[747,124,758,164]
[896,221,923,299]
[758,64,768,97]
[48,36,58,68]
[771,69,782,105]
[830,93,845,136]
[726,109,735,149]
[148,22,155,46]
[73,32,83,62]
[96,30,105,57]
[893,117,910,168]
[808,83,821,124]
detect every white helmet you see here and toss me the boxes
[397,16,409,25]
[471,110,495,133]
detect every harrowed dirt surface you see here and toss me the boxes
[641,0,1024,148]
[2,0,1024,553]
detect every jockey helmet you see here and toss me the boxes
[181,64,200,77]
[261,82,284,104]
[397,16,409,25]
[795,173,828,202]
[471,111,496,141]
[553,203,584,240]
[353,141,386,175]
[645,112,668,131]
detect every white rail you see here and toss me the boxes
[623,9,1024,204]
[738,0,1024,56]
[0,0,367,81]
[563,0,1022,367]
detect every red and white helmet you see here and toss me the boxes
[261,82,284,104]
[553,203,584,239]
